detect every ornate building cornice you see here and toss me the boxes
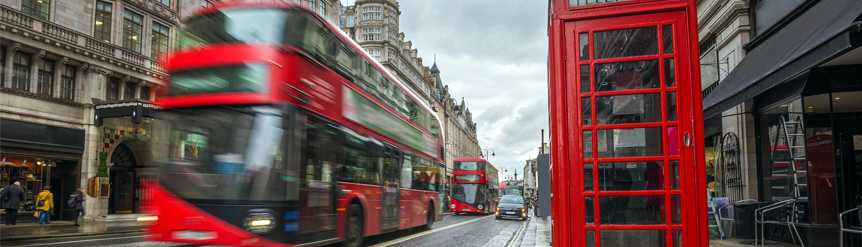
[125,0,180,24]
[1,87,85,107]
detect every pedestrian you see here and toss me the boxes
[36,186,54,224]
[69,188,86,226]
[1,181,26,225]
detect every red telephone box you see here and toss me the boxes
[548,1,706,246]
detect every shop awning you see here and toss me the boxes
[702,0,862,118]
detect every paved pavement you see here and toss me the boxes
[709,239,796,247]
[517,213,552,247]
[0,221,148,241]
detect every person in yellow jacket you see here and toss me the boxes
[36,186,54,224]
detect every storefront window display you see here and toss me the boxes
[0,156,54,214]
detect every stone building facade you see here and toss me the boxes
[697,0,757,206]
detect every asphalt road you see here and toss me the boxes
[330,212,528,247]
[0,232,183,247]
[0,213,528,247]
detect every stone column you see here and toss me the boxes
[119,75,130,100]
[29,50,45,93]
[134,81,145,99]
[2,43,19,87]
[75,63,90,103]
[53,57,68,97]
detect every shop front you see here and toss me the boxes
[0,119,85,222]
[701,1,862,246]
[93,100,160,216]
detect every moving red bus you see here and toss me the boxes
[145,2,444,247]
[450,158,498,215]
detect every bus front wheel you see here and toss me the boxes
[343,204,364,247]
[455,212,460,215]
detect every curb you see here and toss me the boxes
[506,215,532,247]
[0,229,145,241]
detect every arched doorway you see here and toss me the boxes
[109,143,136,214]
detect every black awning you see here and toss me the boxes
[94,100,161,126]
[702,0,862,118]
[0,119,85,155]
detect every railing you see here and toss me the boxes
[86,37,115,56]
[122,50,145,66]
[0,5,34,28]
[150,60,167,74]
[42,22,78,43]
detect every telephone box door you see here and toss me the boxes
[565,10,701,247]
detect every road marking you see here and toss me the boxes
[506,216,531,247]
[11,235,142,247]
[369,215,493,247]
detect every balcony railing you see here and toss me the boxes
[1,6,34,28]
[42,21,78,43]
[0,5,168,77]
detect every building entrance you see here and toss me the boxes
[109,143,137,214]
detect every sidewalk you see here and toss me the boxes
[517,212,553,247]
[709,239,797,247]
[0,221,148,241]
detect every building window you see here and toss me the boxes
[158,0,169,6]
[37,59,53,96]
[60,65,75,100]
[21,0,50,20]
[347,15,354,27]
[124,82,134,100]
[122,10,144,53]
[201,0,214,9]
[388,10,397,24]
[11,51,30,91]
[362,6,381,20]
[107,77,118,100]
[319,2,326,16]
[309,0,316,11]
[140,86,150,100]
[94,1,113,43]
[366,49,380,61]
[151,22,169,58]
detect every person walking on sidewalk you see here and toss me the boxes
[69,188,85,226]
[1,181,25,225]
[36,186,54,224]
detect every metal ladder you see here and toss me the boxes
[780,114,806,199]
[708,186,725,239]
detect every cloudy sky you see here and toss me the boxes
[343,0,550,181]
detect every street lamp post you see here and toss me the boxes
[480,148,495,161]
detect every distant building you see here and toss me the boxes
[524,143,549,198]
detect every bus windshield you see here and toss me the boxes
[155,106,288,204]
[452,183,485,204]
[177,8,292,48]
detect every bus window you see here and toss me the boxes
[400,154,413,189]
[338,129,380,185]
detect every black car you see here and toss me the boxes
[496,195,527,220]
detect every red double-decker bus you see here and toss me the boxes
[144,2,444,247]
[450,158,498,214]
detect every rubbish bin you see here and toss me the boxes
[733,202,766,240]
